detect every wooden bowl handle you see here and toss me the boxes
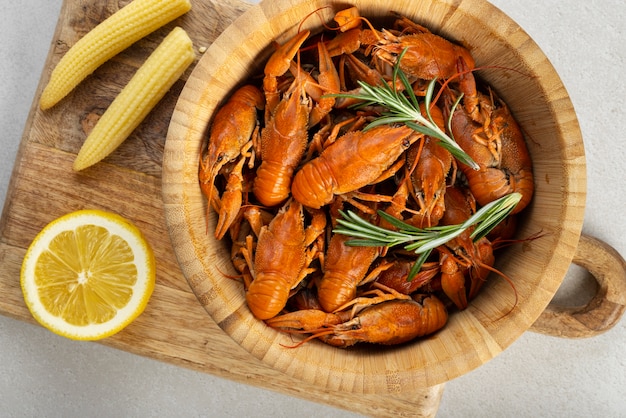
[530,234,626,338]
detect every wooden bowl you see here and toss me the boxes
[163,0,585,393]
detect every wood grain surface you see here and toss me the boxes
[4,0,624,414]
[0,0,444,416]
[530,235,626,338]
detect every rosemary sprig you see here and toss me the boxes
[329,48,479,170]
[333,192,522,281]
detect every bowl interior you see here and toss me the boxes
[163,0,586,393]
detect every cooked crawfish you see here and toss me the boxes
[198,7,536,349]
[266,294,448,348]
[317,232,383,312]
[199,84,263,238]
[214,141,253,239]
[448,60,534,214]
[289,40,341,127]
[324,8,474,85]
[245,199,324,320]
[324,7,379,58]
[404,103,454,227]
[263,30,310,120]
[291,124,420,209]
[253,78,311,207]
[436,185,497,310]
[375,259,439,295]
[371,17,476,81]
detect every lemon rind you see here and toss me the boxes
[20,210,156,341]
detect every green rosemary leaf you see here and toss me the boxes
[404,228,462,253]
[326,91,370,102]
[333,219,389,241]
[366,115,416,127]
[336,194,518,255]
[356,82,384,101]
[433,141,479,170]
[470,192,521,241]
[405,117,477,169]
[399,65,421,110]
[331,227,387,242]
[361,118,393,131]
[405,121,445,140]
[328,48,479,171]
[447,92,464,135]
[424,78,437,115]
[376,210,425,233]
[406,249,432,282]
[342,238,389,247]
[335,211,413,241]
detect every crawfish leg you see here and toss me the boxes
[263,30,310,120]
[215,141,254,240]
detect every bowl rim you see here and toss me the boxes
[162,0,586,393]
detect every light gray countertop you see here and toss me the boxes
[2,1,625,416]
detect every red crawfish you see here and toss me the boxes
[447,58,534,214]
[266,293,448,348]
[404,103,454,228]
[371,15,476,81]
[199,84,264,238]
[245,199,325,320]
[291,124,420,209]
[317,233,385,313]
[436,186,498,310]
[252,77,311,207]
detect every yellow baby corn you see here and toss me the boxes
[40,0,191,110]
[73,27,194,171]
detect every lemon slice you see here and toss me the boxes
[20,210,156,340]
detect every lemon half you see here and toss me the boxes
[20,210,156,340]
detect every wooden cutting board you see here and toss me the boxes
[0,0,444,416]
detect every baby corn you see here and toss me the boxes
[40,0,191,110]
[73,27,194,171]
